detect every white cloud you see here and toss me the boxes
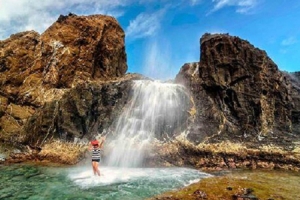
[0,0,130,39]
[190,0,202,6]
[281,36,298,46]
[211,0,258,13]
[0,0,204,40]
[126,10,165,39]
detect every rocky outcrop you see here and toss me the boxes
[0,13,129,147]
[39,13,127,86]
[147,140,300,171]
[287,72,300,135]
[154,34,300,171]
[176,33,300,146]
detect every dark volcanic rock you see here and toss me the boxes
[23,74,144,146]
[176,33,300,146]
[286,72,300,135]
[175,62,220,144]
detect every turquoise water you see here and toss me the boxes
[0,164,211,199]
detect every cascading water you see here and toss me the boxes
[106,80,190,167]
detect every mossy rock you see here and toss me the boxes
[151,170,300,200]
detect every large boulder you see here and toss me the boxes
[38,13,127,87]
[176,33,300,146]
[0,13,128,146]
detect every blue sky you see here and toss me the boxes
[0,0,299,80]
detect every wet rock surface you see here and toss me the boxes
[22,74,144,146]
[146,140,300,172]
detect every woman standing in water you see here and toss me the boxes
[89,136,106,176]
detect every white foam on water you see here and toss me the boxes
[68,167,131,187]
[68,166,212,189]
[66,80,208,197]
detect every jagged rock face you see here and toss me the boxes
[0,13,127,98]
[23,74,143,146]
[176,33,300,145]
[0,13,128,146]
[175,62,220,143]
[38,13,127,87]
[288,72,300,134]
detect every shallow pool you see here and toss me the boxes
[0,164,212,199]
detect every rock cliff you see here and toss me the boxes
[288,72,300,135]
[157,34,300,171]
[176,33,300,147]
[0,13,130,147]
[1,15,300,170]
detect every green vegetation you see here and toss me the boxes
[151,169,300,200]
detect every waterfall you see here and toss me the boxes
[105,80,190,167]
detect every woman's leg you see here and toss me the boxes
[92,161,97,175]
[95,162,100,176]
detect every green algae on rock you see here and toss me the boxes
[150,169,300,200]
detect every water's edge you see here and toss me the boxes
[0,163,211,200]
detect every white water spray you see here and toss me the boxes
[289,73,300,92]
[106,80,190,167]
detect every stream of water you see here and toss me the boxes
[105,80,189,167]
